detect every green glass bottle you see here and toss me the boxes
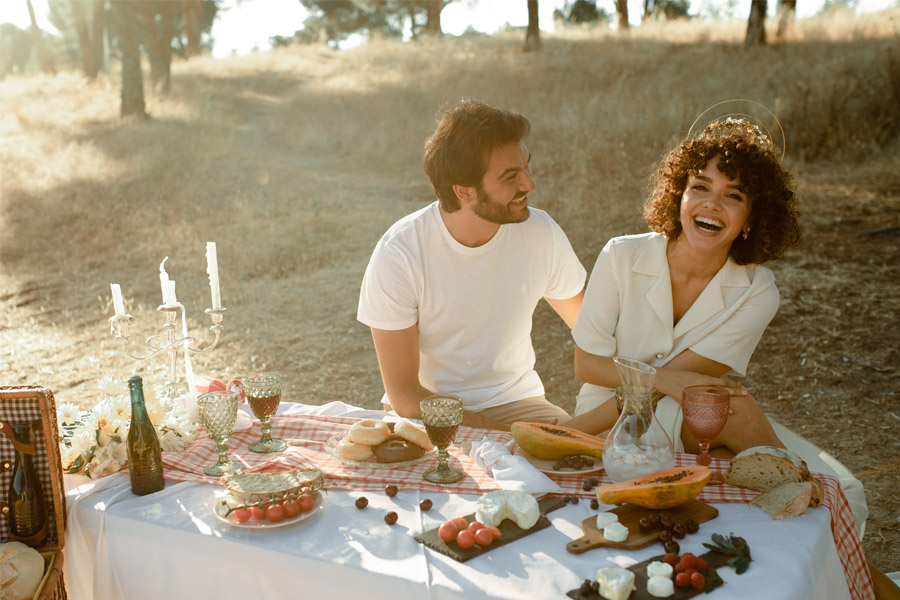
[126,375,165,495]
[8,422,48,544]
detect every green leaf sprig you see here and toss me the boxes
[702,533,753,574]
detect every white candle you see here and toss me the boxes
[166,280,177,306]
[110,283,126,317]
[206,242,222,310]
[159,257,170,305]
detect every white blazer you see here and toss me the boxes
[572,232,779,444]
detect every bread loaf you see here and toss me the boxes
[724,446,824,506]
[0,541,45,600]
[750,482,814,519]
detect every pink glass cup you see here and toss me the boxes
[682,385,730,485]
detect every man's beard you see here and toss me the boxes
[473,188,530,225]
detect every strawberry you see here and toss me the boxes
[690,571,706,591]
[675,572,691,588]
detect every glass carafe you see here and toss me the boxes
[602,357,675,483]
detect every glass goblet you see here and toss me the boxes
[244,372,286,453]
[420,395,464,484]
[682,385,730,485]
[197,391,243,477]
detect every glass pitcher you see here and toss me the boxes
[602,357,675,482]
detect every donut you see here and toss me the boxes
[335,437,374,462]
[373,435,426,463]
[348,419,391,446]
[394,419,434,451]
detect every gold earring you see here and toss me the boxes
[742,228,750,240]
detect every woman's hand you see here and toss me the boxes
[655,367,748,405]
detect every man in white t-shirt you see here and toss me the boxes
[357,100,586,430]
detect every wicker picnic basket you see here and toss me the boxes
[0,386,68,600]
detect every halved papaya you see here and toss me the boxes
[511,422,604,460]
[595,466,711,509]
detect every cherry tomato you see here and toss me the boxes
[485,525,502,540]
[232,507,252,523]
[301,486,312,495]
[250,504,268,520]
[451,517,468,532]
[474,527,493,546]
[282,499,301,519]
[267,504,285,523]
[467,521,484,533]
[675,572,690,588]
[299,494,315,512]
[690,572,706,591]
[456,529,475,549]
[438,522,458,543]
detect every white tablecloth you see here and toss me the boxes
[63,403,853,600]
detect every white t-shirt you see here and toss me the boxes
[358,201,586,411]
[572,233,779,443]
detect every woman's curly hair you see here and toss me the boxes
[643,122,801,265]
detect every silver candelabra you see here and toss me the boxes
[108,305,226,400]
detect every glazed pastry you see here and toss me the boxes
[394,419,434,451]
[372,435,426,463]
[348,419,391,446]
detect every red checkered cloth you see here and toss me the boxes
[157,413,873,600]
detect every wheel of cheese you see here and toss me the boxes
[394,419,434,451]
[474,490,540,530]
[335,437,375,462]
[348,419,390,446]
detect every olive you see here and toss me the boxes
[659,515,674,530]
[590,499,600,510]
[355,496,368,509]
[672,523,687,539]
[638,516,655,533]
[384,511,398,525]
[419,498,433,511]
[385,484,399,497]
[646,513,661,527]
[582,480,594,492]
[658,529,673,543]
[663,540,680,555]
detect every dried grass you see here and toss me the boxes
[1,10,898,569]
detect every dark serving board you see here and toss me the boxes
[567,500,719,554]
[566,550,731,600]
[414,496,567,562]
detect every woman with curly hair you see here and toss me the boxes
[564,118,800,453]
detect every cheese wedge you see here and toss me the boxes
[602,521,629,542]
[596,567,635,600]
[474,490,540,530]
[647,575,675,598]
[595,512,619,529]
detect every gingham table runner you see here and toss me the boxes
[157,413,873,600]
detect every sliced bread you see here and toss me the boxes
[724,446,824,506]
[750,482,814,519]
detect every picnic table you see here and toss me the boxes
[62,401,875,600]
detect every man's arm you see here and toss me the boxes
[370,326,514,431]
[545,289,585,329]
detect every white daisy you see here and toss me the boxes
[56,402,82,426]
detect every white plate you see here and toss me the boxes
[324,431,436,470]
[213,491,325,529]
[513,447,603,475]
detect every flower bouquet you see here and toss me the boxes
[58,376,197,478]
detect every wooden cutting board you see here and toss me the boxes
[566,500,719,554]
[415,496,567,562]
[566,550,732,600]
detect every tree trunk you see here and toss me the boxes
[745,0,767,46]
[615,0,629,31]
[72,0,104,80]
[775,0,796,43]
[182,0,202,58]
[141,1,175,94]
[112,1,147,119]
[524,0,541,52]
[25,0,56,74]
[426,0,442,35]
